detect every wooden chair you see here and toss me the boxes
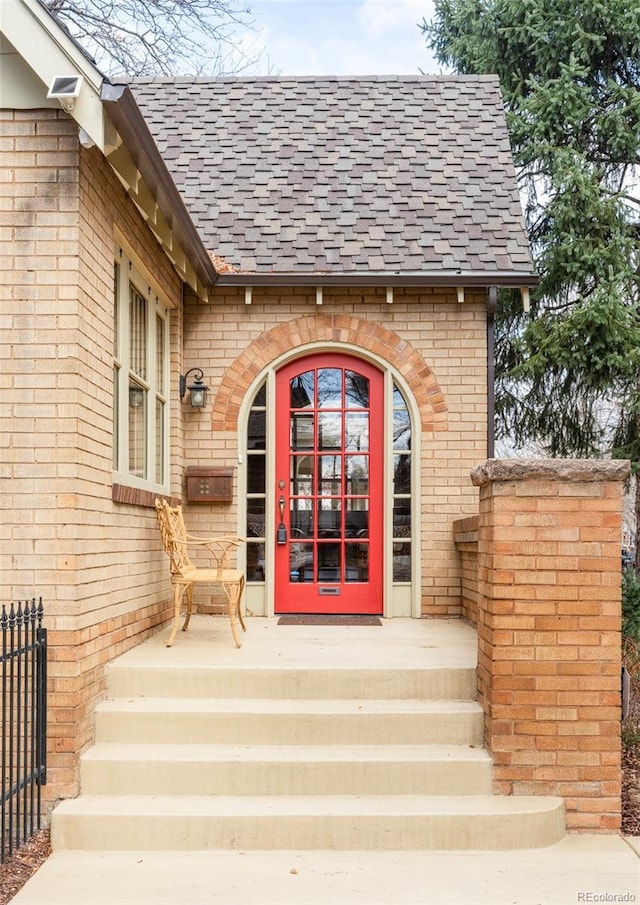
[154,499,246,648]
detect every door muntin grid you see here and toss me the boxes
[275,354,383,614]
[288,366,372,585]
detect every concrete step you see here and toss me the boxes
[94,697,485,746]
[106,663,477,701]
[80,742,493,795]
[48,621,567,854]
[51,793,566,851]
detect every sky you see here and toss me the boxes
[238,0,440,77]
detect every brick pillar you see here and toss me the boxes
[471,458,628,832]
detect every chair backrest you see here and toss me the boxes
[155,499,194,577]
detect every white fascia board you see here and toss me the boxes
[0,0,106,149]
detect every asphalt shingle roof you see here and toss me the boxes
[131,76,534,276]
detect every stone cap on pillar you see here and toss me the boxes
[470,457,630,487]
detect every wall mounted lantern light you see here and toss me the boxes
[179,368,209,408]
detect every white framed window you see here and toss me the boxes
[112,246,170,493]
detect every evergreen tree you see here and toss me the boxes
[423,1,640,476]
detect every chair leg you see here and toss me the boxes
[237,577,246,633]
[182,584,194,632]
[166,585,186,647]
[222,578,245,649]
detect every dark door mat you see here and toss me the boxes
[277,615,382,626]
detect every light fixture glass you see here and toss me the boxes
[129,383,145,408]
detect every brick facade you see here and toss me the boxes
[459,459,628,831]
[1,109,184,804]
[182,286,488,617]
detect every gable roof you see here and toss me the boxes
[132,75,536,286]
[1,0,217,299]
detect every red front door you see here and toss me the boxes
[275,354,383,614]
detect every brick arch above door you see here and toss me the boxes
[211,313,448,432]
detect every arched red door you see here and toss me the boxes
[275,354,383,614]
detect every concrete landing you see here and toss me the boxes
[12,836,640,905]
[106,614,479,674]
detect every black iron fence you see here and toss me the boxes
[1,598,47,863]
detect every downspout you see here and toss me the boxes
[487,286,497,459]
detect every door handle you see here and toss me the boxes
[277,495,287,544]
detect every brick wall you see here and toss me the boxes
[182,286,489,616]
[1,108,184,805]
[471,458,627,831]
[452,515,480,625]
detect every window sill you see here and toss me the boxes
[112,483,174,508]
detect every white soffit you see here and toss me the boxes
[0,35,57,109]
[105,137,208,300]
[0,0,106,148]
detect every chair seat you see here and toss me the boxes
[177,568,244,584]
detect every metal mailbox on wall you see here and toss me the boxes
[185,467,234,503]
